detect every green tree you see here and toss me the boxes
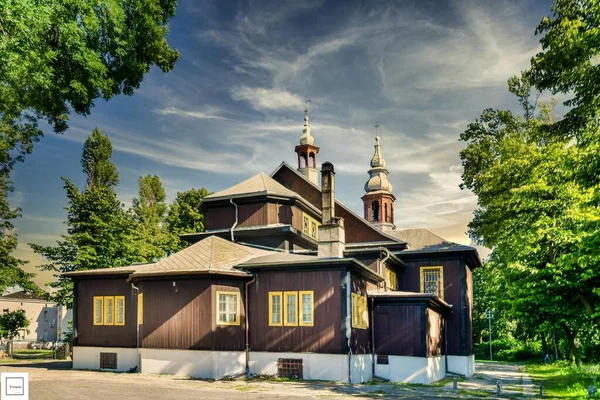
[0,0,179,291]
[528,0,600,326]
[166,188,210,248]
[131,175,176,260]
[460,75,595,363]
[0,309,30,340]
[30,129,138,307]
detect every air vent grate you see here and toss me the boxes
[277,358,303,379]
[100,352,117,369]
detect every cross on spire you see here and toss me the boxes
[304,98,311,113]
[374,121,380,135]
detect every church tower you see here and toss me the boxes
[362,132,396,231]
[294,102,320,186]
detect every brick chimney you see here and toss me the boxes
[318,162,345,258]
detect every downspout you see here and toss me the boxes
[230,198,238,242]
[131,283,140,371]
[244,274,257,377]
[371,296,376,377]
[345,271,352,384]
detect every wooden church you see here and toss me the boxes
[65,107,480,384]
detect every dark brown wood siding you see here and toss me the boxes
[373,303,424,357]
[350,275,371,354]
[249,269,344,354]
[272,166,395,243]
[75,277,137,348]
[398,256,470,356]
[204,205,235,231]
[139,278,245,350]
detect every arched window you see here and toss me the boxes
[301,152,308,168]
[364,203,368,219]
[391,203,394,223]
[384,203,388,222]
[309,152,316,168]
[372,201,380,222]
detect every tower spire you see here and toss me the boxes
[361,123,396,231]
[294,99,320,185]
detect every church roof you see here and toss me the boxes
[387,228,449,250]
[64,236,275,278]
[131,236,273,277]
[204,172,298,200]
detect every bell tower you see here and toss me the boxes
[362,123,396,231]
[294,100,320,186]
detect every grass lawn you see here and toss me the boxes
[526,362,600,399]
[12,349,54,360]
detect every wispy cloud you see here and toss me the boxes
[231,86,304,110]
[154,107,230,120]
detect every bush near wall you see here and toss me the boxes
[475,339,541,362]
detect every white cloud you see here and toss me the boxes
[231,86,304,110]
[154,107,230,120]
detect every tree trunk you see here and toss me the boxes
[576,293,600,327]
[562,324,581,366]
[552,330,560,360]
[541,332,548,358]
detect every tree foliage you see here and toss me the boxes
[166,188,210,248]
[0,0,179,292]
[30,129,138,307]
[131,175,177,260]
[0,309,30,340]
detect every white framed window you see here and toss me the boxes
[216,291,240,326]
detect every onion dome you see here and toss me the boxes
[364,136,393,193]
[299,105,314,145]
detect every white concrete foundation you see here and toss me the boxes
[249,352,371,383]
[446,355,475,377]
[73,346,138,372]
[139,349,245,379]
[374,355,446,384]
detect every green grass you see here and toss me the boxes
[12,349,54,359]
[526,362,600,399]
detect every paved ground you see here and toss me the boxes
[444,362,536,397]
[0,360,534,399]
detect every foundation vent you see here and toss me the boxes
[100,352,117,369]
[277,358,303,379]
[376,355,389,365]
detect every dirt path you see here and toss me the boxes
[443,362,536,397]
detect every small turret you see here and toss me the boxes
[294,100,320,185]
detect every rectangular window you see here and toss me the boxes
[93,296,104,325]
[104,296,114,326]
[216,291,240,326]
[115,296,125,326]
[420,266,444,298]
[284,291,298,326]
[43,310,48,322]
[386,269,397,290]
[299,291,314,326]
[137,293,143,325]
[351,293,368,330]
[269,292,282,326]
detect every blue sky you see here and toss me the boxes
[11,0,554,287]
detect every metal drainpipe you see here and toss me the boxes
[131,283,140,371]
[230,198,239,242]
[244,275,257,377]
[371,296,376,377]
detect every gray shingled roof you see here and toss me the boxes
[204,172,299,200]
[386,228,449,250]
[132,236,274,276]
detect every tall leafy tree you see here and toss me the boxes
[131,175,175,260]
[0,0,179,291]
[528,0,600,325]
[166,188,210,249]
[30,129,138,307]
